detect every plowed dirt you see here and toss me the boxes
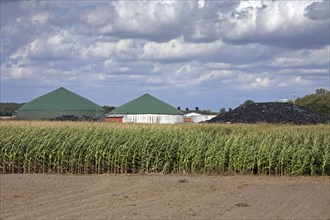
[1,174,329,219]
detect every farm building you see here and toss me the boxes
[107,93,184,124]
[184,112,217,123]
[17,87,105,120]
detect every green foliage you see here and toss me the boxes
[0,103,24,116]
[0,122,329,176]
[239,100,255,108]
[102,106,116,114]
[295,88,330,115]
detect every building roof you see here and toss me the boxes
[111,93,183,115]
[18,87,104,111]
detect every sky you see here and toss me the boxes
[1,0,329,111]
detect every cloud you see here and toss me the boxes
[82,39,142,60]
[222,72,314,90]
[197,0,205,9]
[1,66,34,80]
[5,29,81,62]
[84,6,114,27]
[305,0,330,20]
[92,1,194,41]
[292,76,313,86]
[140,37,223,61]
[270,46,330,67]
[0,0,329,110]
[219,0,330,49]
[81,1,235,43]
[278,68,328,76]
[31,12,53,25]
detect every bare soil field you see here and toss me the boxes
[1,174,329,220]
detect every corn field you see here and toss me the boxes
[0,121,329,175]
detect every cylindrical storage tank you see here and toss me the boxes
[110,94,184,124]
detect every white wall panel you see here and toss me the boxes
[123,114,184,124]
[191,115,217,123]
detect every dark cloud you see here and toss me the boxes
[305,0,330,20]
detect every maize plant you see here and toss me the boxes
[0,121,329,175]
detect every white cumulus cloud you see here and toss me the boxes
[141,37,223,60]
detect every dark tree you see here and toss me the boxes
[295,88,330,115]
[0,103,24,116]
[239,100,255,108]
[102,106,116,114]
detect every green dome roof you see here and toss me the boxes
[18,87,104,111]
[111,94,183,115]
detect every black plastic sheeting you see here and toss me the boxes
[50,115,97,122]
[207,103,330,125]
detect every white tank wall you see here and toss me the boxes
[191,115,217,123]
[123,114,184,124]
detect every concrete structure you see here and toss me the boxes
[108,94,184,124]
[184,112,217,123]
[17,87,105,120]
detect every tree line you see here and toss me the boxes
[0,103,24,116]
[295,88,330,115]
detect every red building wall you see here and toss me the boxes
[105,117,123,123]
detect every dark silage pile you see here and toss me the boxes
[207,102,330,124]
